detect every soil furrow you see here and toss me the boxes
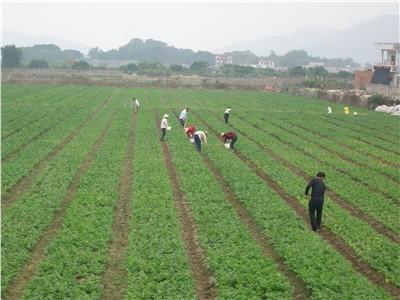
[101,110,136,300]
[236,116,399,206]
[155,113,217,300]
[201,153,311,299]
[194,114,400,298]
[281,121,400,171]
[2,109,119,300]
[1,97,111,213]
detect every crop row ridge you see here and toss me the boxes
[100,109,136,300]
[193,112,400,298]
[1,97,111,213]
[2,108,119,300]
[155,112,217,300]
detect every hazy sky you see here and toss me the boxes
[2,1,399,52]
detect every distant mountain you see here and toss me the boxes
[216,15,399,64]
[2,31,90,53]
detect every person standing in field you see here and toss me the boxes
[185,125,197,138]
[160,114,169,141]
[134,98,140,113]
[179,107,189,127]
[193,130,208,151]
[224,106,232,124]
[305,172,326,231]
[221,131,238,151]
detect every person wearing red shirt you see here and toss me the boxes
[221,131,237,151]
[184,125,196,138]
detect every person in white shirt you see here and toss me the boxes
[160,114,169,141]
[193,130,208,151]
[134,98,140,113]
[179,107,189,127]
[327,106,332,114]
[224,107,232,124]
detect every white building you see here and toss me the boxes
[373,42,399,86]
[215,54,233,69]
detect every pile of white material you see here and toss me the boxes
[375,105,400,116]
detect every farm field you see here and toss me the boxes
[1,83,400,300]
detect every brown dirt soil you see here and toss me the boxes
[155,113,217,300]
[100,110,136,300]
[1,97,111,213]
[194,112,400,298]
[2,109,119,300]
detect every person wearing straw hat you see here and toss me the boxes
[193,130,208,151]
[160,114,169,141]
[221,131,237,151]
[305,171,326,231]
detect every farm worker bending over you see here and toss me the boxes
[193,130,208,152]
[221,132,238,151]
[185,125,197,138]
[344,106,349,114]
[224,106,232,124]
[134,98,140,113]
[305,172,326,231]
[179,107,189,127]
[160,114,169,141]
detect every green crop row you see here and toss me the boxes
[195,109,400,287]
[1,95,120,294]
[163,108,294,299]
[2,87,102,157]
[177,111,391,299]
[236,110,399,201]
[1,90,113,194]
[201,108,400,234]
[21,104,130,299]
[123,109,196,299]
[2,85,81,128]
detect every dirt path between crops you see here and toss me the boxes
[156,113,217,300]
[1,97,111,213]
[194,113,400,298]
[2,109,119,300]
[201,153,311,299]
[281,120,400,172]
[321,117,400,156]
[320,115,399,147]
[238,116,399,206]
[101,110,136,300]
[211,112,400,243]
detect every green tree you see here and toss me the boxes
[189,61,210,72]
[1,44,23,68]
[289,66,306,77]
[28,59,49,69]
[72,60,91,70]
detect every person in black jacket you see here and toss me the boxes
[305,172,326,231]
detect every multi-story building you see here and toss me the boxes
[214,54,233,69]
